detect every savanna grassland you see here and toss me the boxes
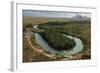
[23,16,91,62]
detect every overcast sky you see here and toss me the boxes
[23,10,91,18]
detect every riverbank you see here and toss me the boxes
[23,34,87,62]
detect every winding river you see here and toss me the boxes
[33,25,84,56]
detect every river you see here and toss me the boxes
[33,25,84,56]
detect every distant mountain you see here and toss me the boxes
[72,15,90,21]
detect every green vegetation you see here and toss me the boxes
[40,31,76,51]
[38,21,90,46]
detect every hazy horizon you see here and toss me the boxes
[23,10,91,18]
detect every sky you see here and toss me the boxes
[23,10,91,18]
